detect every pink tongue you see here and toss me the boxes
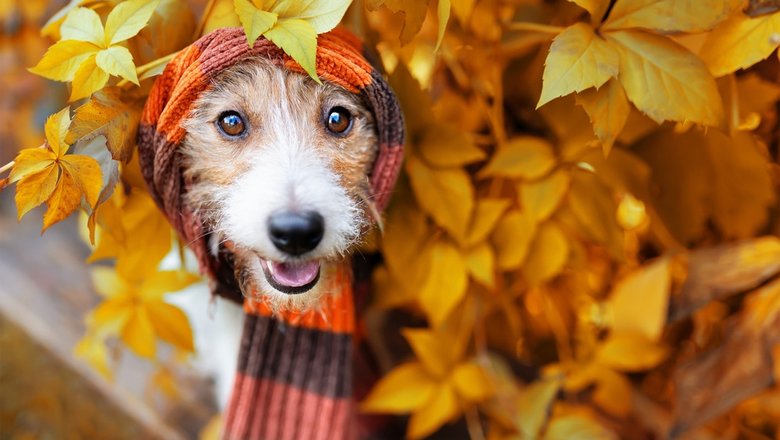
[268,261,320,287]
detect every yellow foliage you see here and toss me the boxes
[4,0,780,438]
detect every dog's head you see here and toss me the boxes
[137,28,403,311]
[181,58,378,308]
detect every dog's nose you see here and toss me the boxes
[268,211,324,256]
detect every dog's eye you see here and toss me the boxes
[325,107,352,135]
[217,111,246,137]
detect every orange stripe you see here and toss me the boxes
[243,262,355,333]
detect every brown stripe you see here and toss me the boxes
[235,314,353,398]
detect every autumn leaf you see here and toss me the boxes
[543,414,617,440]
[9,107,102,230]
[537,23,619,108]
[479,137,556,180]
[699,10,780,77]
[232,0,351,80]
[29,0,160,100]
[67,87,144,162]
[605,29,723,126]
[492,209,537,270]
[576,79,630,155]
[519,169,570,222]
[419,238,468,325]
[607,258,671,341]
[89,267,199,358]
[602,0,743,33]
[596,333,668,371]
[361,362,436,413]
[522,221,570,286]
[407,154,474,240]
[515,378,561,438]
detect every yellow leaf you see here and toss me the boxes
[418,124,485,167]
[234,0,277,47]
[382,0,431,44]
[74,334,113,380]
[568,0,609,25]
[592,368,633,417]
[466,198,510,247]
[270,0,350,33]
[104,0,160,45]
[70,54,110,101]
[68,87,143,162]
[450,0,474,25]
[492,209,537,270]
[14,167,59,220]
[451,361,493,402]
[60,7,105,45]
[361,362,436,413]
[61,154,103,208]
[381,196,431,297]
[407,155,474,240]
[575,79,629,155]
[596,333,668,371]
[606,29,723,126]
[602,0,742,32]
[95,46,138,85]
[145,301,194,352]
[538,23,619,108]
[115,192,172,280]
[45,106,71,156]
[264,18,319,81]
[608,258,671,341]
[567,171,623,258]
[28,40,99,81]
[204,0,241,34]
[465,243,495,288]
[420,238,468,325]
[700,11,780,77]
[407,382,460,439]
[9,148,55,183]
[516,378,561,439]
[522,221,569,286]
[122,307,157,358]
[140,270,201,300]
[403,328,455,377]
[42,171,83,230]
[436,0,451,50]
[92,266,131,299]
[480,137,556,180]
[519,169,570,222]
[543,415,617,440]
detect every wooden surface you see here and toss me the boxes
[0,193,216,439]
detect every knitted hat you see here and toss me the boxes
[137,27,404,292]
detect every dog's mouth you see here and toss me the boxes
[259,259,321,294]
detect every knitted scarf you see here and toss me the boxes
[137,27,404,439]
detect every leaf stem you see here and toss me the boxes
[117,51,180,87]
[507,22,565,34]
[0,160,14,175]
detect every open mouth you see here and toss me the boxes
[260,259,321,294]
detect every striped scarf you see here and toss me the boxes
[137,27,404,439]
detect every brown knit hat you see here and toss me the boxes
[137,27,404,294]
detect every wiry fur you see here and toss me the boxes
[181,58,378,310]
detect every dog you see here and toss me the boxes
[172,56,382,408]
[182,57,379,310]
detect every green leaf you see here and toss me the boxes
[104,0,161,45]
[264,18,320,82]
[95,46,139,85]
[234,0,278,47]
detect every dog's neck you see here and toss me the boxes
[221,261,358,439]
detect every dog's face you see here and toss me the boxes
[181,58,378,309]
